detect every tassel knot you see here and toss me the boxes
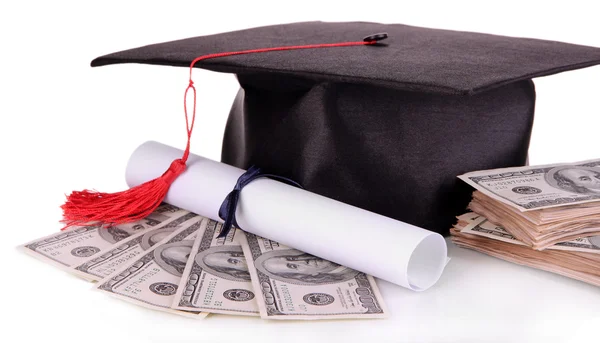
[162,159,187,184]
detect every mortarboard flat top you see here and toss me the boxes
[92,21,600,95]
[90,21,600,235]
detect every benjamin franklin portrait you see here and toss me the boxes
[195,246,251,282]
[140,229,177,250]
[546,166,600,194]
[154,240,194,277]
[98,223,148,244]
[254,249,359,285]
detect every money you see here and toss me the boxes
[19,204,190,269]
[173,223,259,316]
[456,212,484,223]
[95,217,207,318]
[239,233,388,320]
[553,235,600,253]
[451,214,600,287]
[459,215,526,245]
[459,159,600,211]
[71,213,199,281]
[459,158,600,249]
[466,190,600,249]
[460,214,600,254]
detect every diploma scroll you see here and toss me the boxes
[126,141,448,291]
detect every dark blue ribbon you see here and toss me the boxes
[217,165,302,238]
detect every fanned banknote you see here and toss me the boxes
[239,233,388,320]
[71,213,199,281]
[459,159,600,211]
[95,217,207,318]
[173,222,259,316]
[19,204,190,270]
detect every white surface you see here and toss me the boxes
[2,1,600,342]
[126,141,448,290]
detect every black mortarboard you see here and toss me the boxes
[90,21,600,236]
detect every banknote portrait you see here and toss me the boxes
[143,212,171,226]
[153,240,195,276]
[195,246,251,282]
[154,204,181,213]
[140,229,177,250]
[546,166,600,194]
[97,224,145,244]
[98,214,169,244]
[255,249,360,285]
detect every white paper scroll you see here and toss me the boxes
[126,141,448,291]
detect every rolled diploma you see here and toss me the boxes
[126,141,448,291]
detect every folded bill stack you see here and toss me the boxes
[453,158,600,287]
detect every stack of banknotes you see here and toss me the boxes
[20,204,388,319]
[454,159,600,286]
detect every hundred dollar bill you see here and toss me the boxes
[239,233,388,320]
[459,159,600,211]
[95,217,207,318]
[19,204,189,270]
[173,222,258,316]
[456,212,484,223]
[71,213,199,281]
[459,215,527,246]
[460,214,600,254]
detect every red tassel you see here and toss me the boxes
[61,79,197,229]
[61,39,378,229]
[61,159,187,228]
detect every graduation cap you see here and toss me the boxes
[64,21,600,236]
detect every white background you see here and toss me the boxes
[2,1,600,342]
